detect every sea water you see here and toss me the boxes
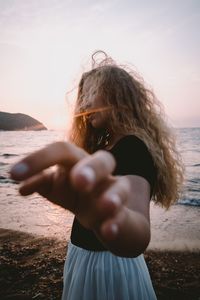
[1,128,199,206]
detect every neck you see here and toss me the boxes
[96,127,127,150]
[104,132,126,150]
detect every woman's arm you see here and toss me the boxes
[70,148,152,257]
[94,175,151,257]
[10,142,151,258]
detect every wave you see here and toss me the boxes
[0,162,9,166]
[187,188,200,193]
[0,176,19,184]
[178,198,200,207]
[188,178,200,184]
[1,153,19,157]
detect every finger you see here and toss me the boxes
[70,150,116,192]
[10,141,87,181]
[19,170,53,196]
[99,176,130,209]
[100,208,126,241]
[92,177,130,225]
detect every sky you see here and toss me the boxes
[0,0,200,129]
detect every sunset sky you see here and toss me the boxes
[0,0,199,129]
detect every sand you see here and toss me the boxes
[0,228,200,300]
[0,190,200,299]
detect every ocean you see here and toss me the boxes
[0,128,200,207]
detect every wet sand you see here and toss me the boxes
[0,187,200,251]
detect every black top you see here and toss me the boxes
[71,135,157,251]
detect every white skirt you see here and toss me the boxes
[62,241,157,300]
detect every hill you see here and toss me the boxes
[0,111,47,131]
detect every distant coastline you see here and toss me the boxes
[0,111,47,131]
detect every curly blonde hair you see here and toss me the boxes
[69,51,184,209]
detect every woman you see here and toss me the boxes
[10,51,183,299]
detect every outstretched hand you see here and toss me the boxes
[10,141,130,241]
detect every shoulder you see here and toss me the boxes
[109,135,157,191]
[111,135,149,156]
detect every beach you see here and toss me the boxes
[0,128,200,299]
[0,193,200,299]
[0,188,200,251]
[0,228,200,300]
